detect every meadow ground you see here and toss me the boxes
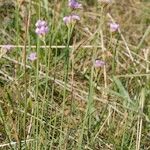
[0,0,150,149]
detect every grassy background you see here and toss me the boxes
[0,0,150,149]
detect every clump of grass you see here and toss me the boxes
[0,0,150,149]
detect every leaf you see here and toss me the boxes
[113,76,133,105]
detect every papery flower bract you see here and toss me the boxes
[63,14,80,25]
[35,20,49,36]
[28,52,37,61]
[109,23,119,32]
[68,0,82,9]
[94,60,105,67]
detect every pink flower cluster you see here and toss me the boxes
[63,0,82,25]
[109,22,119,32]
[35,20,49,36]
[68,0,82,9]
[2,45,13,51]
[94,60,105,68]
[28,52,37,61]
[63,14,80,24]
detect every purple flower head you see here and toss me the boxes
[39,26,49,34]
[43,26,49,33]
[68,0,82,9]
[2,45,13,51]
[28,52,37,61]
[109,23,119,32]
[35,20,42,27]
[35,20,49,36]
[35,28,41,35]
[35,20,47,28]
[94,59,105,68]
[63,14,80,25]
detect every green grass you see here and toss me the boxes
[0,0,150,149]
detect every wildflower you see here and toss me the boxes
[63,14,80,25]
[28,52,37,61]
[2,45,13,51]
[94,59,105,67]
[35,26,49,35]
[35,20,49,36]
[35,20,47,28]
[109,23,119,32]
[68,0,82,9]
